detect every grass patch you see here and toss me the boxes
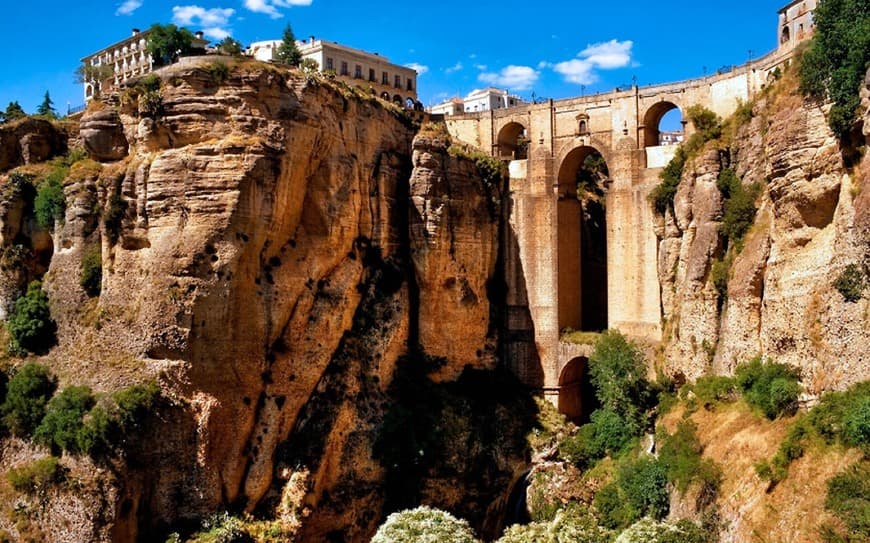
[6,456,63,494]
[821,460,869,543]
[561,330,602,345]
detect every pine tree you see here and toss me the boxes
[2,101,26,123]
[276,24,302,66]
[36,91,56,118]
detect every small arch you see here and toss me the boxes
[558,357,597,424]
[380,91,390,101]
[405,97,415,109]
[497,122,528,159]
[392,94,402,105]
[642,101,682,148]
[781,25,791,44]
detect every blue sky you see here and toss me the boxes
[0,1,788,115]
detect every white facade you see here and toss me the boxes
[429,98,464,116]
[81,28,209,102]
[462,88,524,113]
[247,37,419,103]
[778,0,817,52]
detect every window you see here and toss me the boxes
[369,68,376,82]
[354,65,362,78]
[406,78,413,91]
[394,75,401,88]
[325,57,334,70]
[340,61,348,76]
[382,72,389,85]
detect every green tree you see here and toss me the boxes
[34,176,66,229]
[7,280,56,355]
[74,62,115,100]
[799,0,870,137]
[2,101,26,123]
[275,24,302,66]
[589,331,652,434]
[1,363,57,437]
[216,36,243,56]
[146,23,194,66]
[34,386,95,454]
[35,91,56,118]
[735,357,802,419]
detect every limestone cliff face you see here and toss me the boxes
[0,60,520,541]
[656,75,869,391]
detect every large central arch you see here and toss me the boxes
[642,101,683,148]
[557,145,609,333]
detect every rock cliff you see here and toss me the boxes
[656,72,869,391]
[0,60,529,541]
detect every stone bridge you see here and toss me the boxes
[444,48,796,421]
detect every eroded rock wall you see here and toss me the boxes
[657,75,869,390]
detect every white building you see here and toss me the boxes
[429,97,464,116]
[248,37,419,104]
[778,0,817,52]
[80,28,208,102]
[462,88,524,113]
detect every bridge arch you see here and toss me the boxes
[497,121,528,160]
[642,101,683,148]
[556,145,610,334]
[558,357,596,424]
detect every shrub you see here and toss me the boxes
[7,280,56,355]
[189,512,253,543]
[80,244,102,297]
[615,517,709,543]
[822,461,869,542]
[691,375,738,406]
[833,264,866,302]
[650,147,685,215]
[589,331,652,434]
[559,409,634,468]
[735,357,801,419]
[34,386,96,454]
[720,182,761,249]
[710,257,730,308]
[371,506,479,543]
[498,504,611,543]
[798,0,870,138]
[34,175,66,229]
[206,61,230,85]
[809,381,870,450]
[6,456,63,494]
[596,457,669,529]
[658,420,721,494]
[113,381,160,432]
[1,363,57,436]
[103,191,128,244]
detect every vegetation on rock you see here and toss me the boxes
[833,264,867,302]
[147,23,195,66]
[799,0,870,137]
[821,460,869,543]
[735,357,801,420]
[1,363,57,437]
[371,506,480,543]
[7,281,56,355]
[34,385,96,454]
[80,244,102,297]
[5,455,63,494]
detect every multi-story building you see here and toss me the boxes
[778,0,817,52]
[248,37,419,106]
[428,88,525,115]
[428,97,464,116]
[80,28,209,102]
[462,88,524,113]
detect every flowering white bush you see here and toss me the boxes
[498,506,611,543]
[371,506,479,543]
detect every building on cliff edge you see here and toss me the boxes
[80,28,209,102]
[429,88,525,115]
[248,37,420,108]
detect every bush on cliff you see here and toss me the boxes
[80,244,102,297]
[34,175,66,229]
[799,0,870,138]
[498,504,611,543]
[34,385,96,454]
[371,506,480,543]
[7,280,56,355]
[1,363,57,437]
[595,456,669,529]
[589,331,653,435]
[735,357,801,419]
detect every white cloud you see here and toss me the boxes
[172,6,235,26]
[243,0,313,19]
[203,27,231,40]
[579,39,633,69]
[445,62,463,74]
[478,65,539,91]
[115,0,143,15]
[549,39,634,85]
[474,64,487,71]
[405,63,429,76]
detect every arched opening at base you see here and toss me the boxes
[558,357,598,425]
[557,146,609,333]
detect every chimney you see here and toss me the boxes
[195,31,204,40]
[132,28,140,36]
